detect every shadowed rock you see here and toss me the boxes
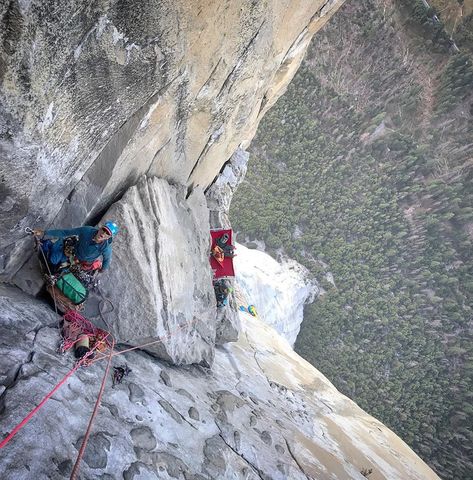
[74,432,111,469]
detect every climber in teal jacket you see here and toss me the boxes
[33,221,119,271]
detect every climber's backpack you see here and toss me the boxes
[56,272,88,305]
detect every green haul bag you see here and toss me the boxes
[56,272,88,305]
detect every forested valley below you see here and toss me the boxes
[231,1,473,478]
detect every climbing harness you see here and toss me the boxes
[72,264,100,292]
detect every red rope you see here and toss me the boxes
[70,337,115,480]
[0,313,106,451]
[0,356,88,450]
[0,311,196,458]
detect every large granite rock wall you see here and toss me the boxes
[0,285,439,480]
[0,0,344,281]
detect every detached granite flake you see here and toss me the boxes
[95,176,216,365]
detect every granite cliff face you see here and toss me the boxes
[0,0,343,281]
[0,1,441,478]
[0,285,439,480]
[96,177,216,365]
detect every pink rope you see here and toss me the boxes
[0,359,86,449]
[0,313,107,450]
[61,311,112,353]
[70,338,115,480]
[0,312,195,455]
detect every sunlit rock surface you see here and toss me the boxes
[234,243,318,346]
[0,0,344,280]
[0,285,439,480]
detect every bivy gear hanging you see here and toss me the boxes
[210,229,235,279]
[213,278,233,307]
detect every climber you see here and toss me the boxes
[33,221,119,274]
[213,278,232,308]
[211,232,236,267]
[216,232,235,258]
[248,305,257,317]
